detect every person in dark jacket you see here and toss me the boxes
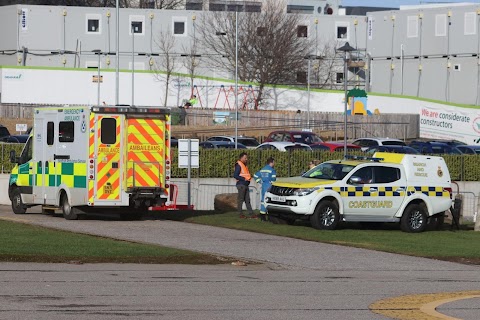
[233,152,255,219]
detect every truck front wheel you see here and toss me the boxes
[11,188,26,214]
[401,204,428,233]
[311,200,340,230]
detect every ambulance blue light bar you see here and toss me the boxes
[92,106,170,114]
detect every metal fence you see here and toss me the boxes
[451,191,479,222]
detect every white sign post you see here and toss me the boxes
[16,124,28,134]
[178,139,199,208]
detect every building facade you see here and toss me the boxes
[367,3,480,105]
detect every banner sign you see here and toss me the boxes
[420,106,480,144]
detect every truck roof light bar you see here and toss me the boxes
[344,155,384,162]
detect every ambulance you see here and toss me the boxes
[8,106,172,220]
[265,153,453,232]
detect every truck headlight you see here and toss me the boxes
[293,187,318,196]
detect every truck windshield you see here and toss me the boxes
[302,162,355,180]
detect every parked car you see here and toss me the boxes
[456,145,480,154]
[352,138,406,151]
[0,125,11,140]
[311,142,362,152]
[171,136,178,148]
[264,130,323,145]
[256,142,312,151]
[206,135,259,149]
[199,141,247,149]
[366,145,420,154]
[0,135,29,143]
[408,141,462,154]
[429,140,467,147]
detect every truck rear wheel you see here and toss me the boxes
[61,193,78,220]
[11,188,26,214]
[311,200,340,230]
[401,204,427,233]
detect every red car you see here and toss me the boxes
[264,130,323,145]
[310,142,361,152]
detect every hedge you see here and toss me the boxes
[171,148,480,181]
[0,143,477,182]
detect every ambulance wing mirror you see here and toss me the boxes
[349,176,363,185]
[9,150,17,164]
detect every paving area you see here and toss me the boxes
[0,206,479,319]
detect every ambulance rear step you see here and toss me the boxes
[149,184,194,211]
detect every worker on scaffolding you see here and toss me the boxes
[184,95,198,109]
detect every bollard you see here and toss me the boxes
[475,216,480,231]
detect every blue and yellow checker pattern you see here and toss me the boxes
[317,186,449,198]
[10,161,87,189]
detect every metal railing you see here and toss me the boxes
[194,183,260,211]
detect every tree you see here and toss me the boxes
[181,31,201,101]
[198,0,313,106]
[154,29,177,107]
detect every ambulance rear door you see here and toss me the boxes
[93,114,126,205]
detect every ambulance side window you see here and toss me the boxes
[47,122,54,145]
[19,137,32,164]
[101,118,117,145]
[59,121,74,143]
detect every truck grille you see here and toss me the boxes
[270,186,295,196]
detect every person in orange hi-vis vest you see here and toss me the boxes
[233,152,256,219]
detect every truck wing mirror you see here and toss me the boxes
[349,176,363,185]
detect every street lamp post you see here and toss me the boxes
[115,0,119,105]
[337,42,356,159]
[92,49,102,106]
[304,55,322,129]
[216,12,239,149]
[131,23,135,107]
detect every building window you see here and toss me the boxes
[435,14,447,37]
[245,4,261,12]
[465,12,476,35]
[454,64,461,71]
[172,17,187,36]
[86,14,101,34]
[59,122,74,143]
[336,22,349,40]
[186,2,203,10]
[174,21,185,35]
[297,25,308,38]
[407,16,418,38]
[297,71,307,83]
[336,73,344,83]
[287,5,314,14]
[257,27,266,36]
[129,15,145,35]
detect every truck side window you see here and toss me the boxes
[47,122,54,145]
[59,121,74,143]
[373,166,400,183]
[101,118,117,145]
[352,167,373,184]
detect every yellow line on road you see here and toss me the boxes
[370,291,480,320]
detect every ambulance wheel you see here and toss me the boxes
[401,204,428,233]
[11,188,26,214]
[61,193,78,220]
[311,200,340,230]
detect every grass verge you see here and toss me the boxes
[0,220,230,264]
[159,210,480,265]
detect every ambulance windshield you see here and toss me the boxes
[303,162,355,180]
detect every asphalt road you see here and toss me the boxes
[0,206,479,320]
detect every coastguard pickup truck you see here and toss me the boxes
[265,153,452,232]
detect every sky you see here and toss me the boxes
[342,0,480,8]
